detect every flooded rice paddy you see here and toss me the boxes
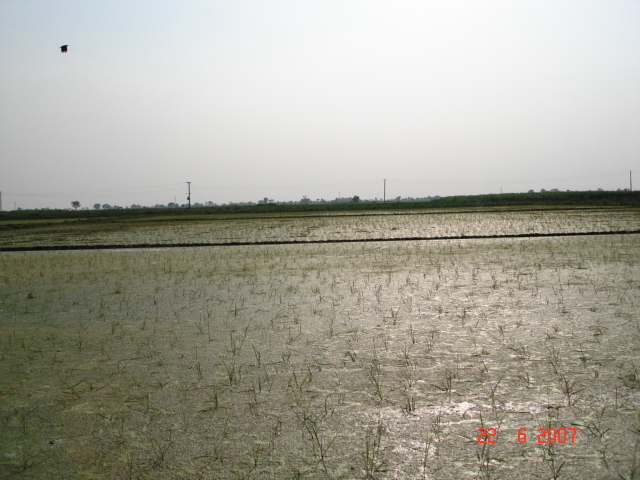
[1,206,638,248]
[0,209,639,479]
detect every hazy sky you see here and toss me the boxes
[1,0,638,209]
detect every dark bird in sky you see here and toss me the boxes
[60,45,68,53]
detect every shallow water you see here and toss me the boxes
[0,216,639,479]
[1,207,638,247]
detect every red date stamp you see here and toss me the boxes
[477,428,577,444]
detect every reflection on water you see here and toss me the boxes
[1,208,637,248]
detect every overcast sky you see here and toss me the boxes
[1,0,638,209]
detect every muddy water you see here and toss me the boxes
[0,232,639,479]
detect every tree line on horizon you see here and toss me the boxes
[1,190,637,222]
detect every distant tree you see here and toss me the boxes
[93,203,101,210]
[352,195,360,203]
[102,204,111,210]
[71,200,80,210]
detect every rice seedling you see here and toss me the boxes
[16,404,39,435]
[432,367,456,400]
[362,418,386,479]
[558,372,586,407]
[149,430,174,467]
[369,353,384,402]
[475,441,497,480]
[399,346,418,390]
[0,212,637,479]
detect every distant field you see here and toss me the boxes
[0,205,639,249]
[0,208,639,479]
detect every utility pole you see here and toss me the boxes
[186,182,191,209]
[383,179,386,203]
